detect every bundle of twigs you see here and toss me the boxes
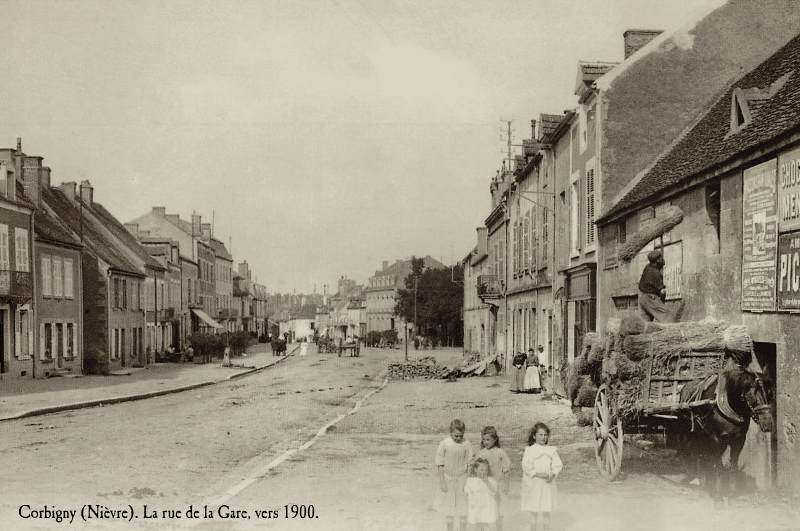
[617,205,683,262]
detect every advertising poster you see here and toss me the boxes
[777,230,800,310]
[742,159,777,311]
[779,146,800,232]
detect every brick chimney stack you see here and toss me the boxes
[382,260,388,270]
[152,206,166,216]
[191,213,202,236]
[23,156,43,207]
[59,181,77,201]
[124,223,139,237]
[79,180,94,205]
[201,222,212,241]
[623,29,663,59]
[39,167,51,189]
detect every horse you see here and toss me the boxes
[270,338,287,356]
[676,364,773,503]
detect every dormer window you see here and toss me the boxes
[730,88,752,133]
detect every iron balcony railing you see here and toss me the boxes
[477,274,502,300]
[0,270,33,300]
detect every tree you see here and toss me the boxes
[395,257,464,347]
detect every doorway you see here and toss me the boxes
[0,309,5,374]
[753,341,777,487]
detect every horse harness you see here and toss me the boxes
[685,369,770,431]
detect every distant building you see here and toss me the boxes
[366,256,445,339]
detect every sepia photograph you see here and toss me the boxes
[1,0,800,529]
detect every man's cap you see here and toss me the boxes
[647,250,663,263]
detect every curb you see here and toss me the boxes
[0,345,302,422]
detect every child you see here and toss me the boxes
[475,426,510,531]
[436,419,474,531]
[463,458,498,531]
[521,422,562,531]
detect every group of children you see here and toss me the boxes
[435,419,562,531]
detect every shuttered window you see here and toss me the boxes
[64,258,74,298]
[586,168,596,245]
[15,228,29,272]
[0,224,9,270]
[41,256,52,296]
[52,257,64,297]
[523,212,530,271]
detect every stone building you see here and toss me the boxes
[597,33,800,494]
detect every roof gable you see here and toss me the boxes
[85,200,165,271]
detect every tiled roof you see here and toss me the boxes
[539,114,563,139]
[372,255,446,279]
[42,187,141,275]
[209,238,233,261]
[87,200,165,271]
[14,183,81,247]
[600,32,800,223]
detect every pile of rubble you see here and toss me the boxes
[387,356,450,380]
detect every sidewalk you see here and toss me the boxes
[0,342,300,421]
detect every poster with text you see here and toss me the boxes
[779,146,800,232]
[778,230,800,310]
[742,158,777,311]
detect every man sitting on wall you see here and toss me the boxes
[638,250,674,323]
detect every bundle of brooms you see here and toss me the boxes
[568,313,753,422]
[617,205,683,262]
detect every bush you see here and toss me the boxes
[83,347,110,375]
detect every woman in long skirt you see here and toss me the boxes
[523,348,541,393]
[510,351,527,392]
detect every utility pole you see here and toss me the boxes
[414,276,418,344]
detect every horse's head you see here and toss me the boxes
[739,370,774,433]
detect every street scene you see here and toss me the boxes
[3,0,800,530]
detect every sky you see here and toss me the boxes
[0,0,725,293]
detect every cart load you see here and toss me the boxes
[566,314,754,480]
[569,315,752,418]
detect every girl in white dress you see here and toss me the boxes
[463,458,498,530]
[521,423,562,531]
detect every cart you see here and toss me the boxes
[593,349,724,480]
[338,341,360,357]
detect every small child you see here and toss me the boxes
[475,426,510,531]
[463,458,498,531]
[521,422,562,531]
[436,419,474,531]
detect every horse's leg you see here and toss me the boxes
[726,435,746,501]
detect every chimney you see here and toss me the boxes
[79,180,93,205]
[623,29,662,59]
[531,119,537,139]
[59,181,77,201]
[382,260,388,271]
[152,206,166,217]
[124,223,139,238]
[16,137,22,154]
[201,222,212,241]
[191,213,202,236]
[39,166,51,189]
[23,156,43,207]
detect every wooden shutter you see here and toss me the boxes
[586,169,595,245]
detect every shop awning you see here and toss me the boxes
[192,308,224,329]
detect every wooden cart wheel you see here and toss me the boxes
[593,384,623,481]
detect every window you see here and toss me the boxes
[122,278,127,309]
[15,307,32,359]
[0,161,8,199]
[52,257,63,297]
[66,323,75,358]
[15,228,29,272]
[56,323,64,359]
[0,224,9,270]
[586,168,596,246]
[41,256,52,296]
[41,323,53,360]
[570,176,580,256]
[64,258,74,298]
[523,211,530,271]
[705,181,721,254]
[542,207,549,263]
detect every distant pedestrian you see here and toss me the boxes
[463,458,498,531]
[475,426,510,531]
[436,419,473,531]
[537,345,548,392]
[523,349,541,393]
[414,337,420,350]
[510,351,527,393]
[186,345,194,362]
[521,423,562,531]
